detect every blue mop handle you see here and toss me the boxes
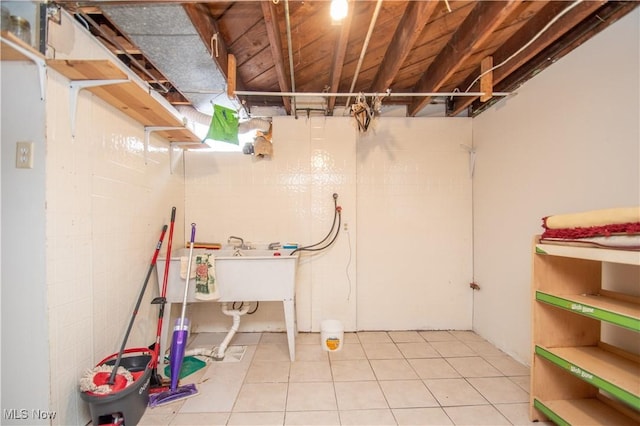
[178,223,196,328]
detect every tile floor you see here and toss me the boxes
[139,330,547,426]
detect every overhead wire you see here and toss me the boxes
[464,0,585,93]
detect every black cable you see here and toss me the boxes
[290,194,340,256]
[291,210,341,255]
[295,194,339,252]
[247,302,259,315]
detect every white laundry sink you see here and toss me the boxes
[156,248,300,360]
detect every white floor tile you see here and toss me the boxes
[379,380,439,408]
[227,411,285,425]
[233,383,288,412]
[370,359,419,380]
[139,331,534,426]
[284,410,340,425]
[467,377,530,404]
[424,378,487,406]
[286,382,337,411]
[392,407,453,425]
[339,409,397,425]
[443,405,511,425]
[334,381,388,410]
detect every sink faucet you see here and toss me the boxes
[228,236,248,249]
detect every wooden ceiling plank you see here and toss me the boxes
[449,0,606,116]
[261,0,292,114]
[369,0,439,94]
[409,0,522,117]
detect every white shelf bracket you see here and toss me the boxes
[69,79,128,137]
[0,35,48,101]
[144,126,184,166]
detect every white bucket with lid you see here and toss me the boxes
[320,319,344,352]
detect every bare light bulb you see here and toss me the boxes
[330,0,348,21]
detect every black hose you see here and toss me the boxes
[291,194,341,256]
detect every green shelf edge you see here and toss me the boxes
[535,246,548,255]
[536,291,640,331]
[535,346,640,410]
[533,399,570,426]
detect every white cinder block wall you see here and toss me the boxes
[472,9,640,364]
[183,117,473,334]
[1,6,638,426]
[46,12,186,425]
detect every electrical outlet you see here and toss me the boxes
[16,141,34,169]
[343,222,349,231]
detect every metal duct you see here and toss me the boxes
[101,4,238,114]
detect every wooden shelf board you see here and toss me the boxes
[534,398,639,426]
[47,59,128,80]
[536,345,640,409]
[536,241,640,265]
[0,31,43,61]
[536,291,640,331]
[47,58,200,144]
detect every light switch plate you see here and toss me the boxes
[16,141,34,169]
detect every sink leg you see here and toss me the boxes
[283,299,296,361]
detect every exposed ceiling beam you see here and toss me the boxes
[327,11,354,114]
[449,0,606,117]
[369,0,438,94]
[471,0,639,116]
[261,0,292,114]
[408,0,522,117]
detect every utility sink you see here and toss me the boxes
[156,248,300,360]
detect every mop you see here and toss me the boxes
[149,206,176,391]
[80,225,167,395]
[148,223,199,407]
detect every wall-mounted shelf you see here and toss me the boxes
[1,30,46,100]
[531,236,640,426]
[47,59,204,147]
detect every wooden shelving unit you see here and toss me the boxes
[47,59,202,145]
[2,30,205,148]
[530,236,640,425]
[1,30,47,100]
[0,30,43,61]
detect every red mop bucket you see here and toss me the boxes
[80,348,156,425]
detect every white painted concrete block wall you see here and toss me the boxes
[472,9,640,364]
[184,116,473,334]
[43,11,186,425]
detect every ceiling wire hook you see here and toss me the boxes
[210,33,219,58]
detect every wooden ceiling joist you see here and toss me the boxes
[449,0,606,117]
[327,9,354,114]
[261,0,292,114]
[369,0,439,95]
[408,0,522,117]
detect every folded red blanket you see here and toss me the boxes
[541,221,640,239]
